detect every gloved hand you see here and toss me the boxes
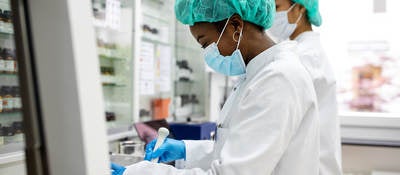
[110,162,126,175]
[144,138,186,163]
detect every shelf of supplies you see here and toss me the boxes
[99,54,126,61]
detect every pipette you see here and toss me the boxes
[151,127,169,163]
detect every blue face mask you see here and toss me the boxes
[203,18,246,76]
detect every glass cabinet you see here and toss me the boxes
[0,0,25,168]
[92,0,134,129]
[0,0,25,173]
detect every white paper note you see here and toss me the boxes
[156,45,172,92]
[140,42,155,95]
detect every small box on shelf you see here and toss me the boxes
[152,98,171,120]
[0,121,24,146]
[106,112,117,122]
[0,8,14,35]
[0,48,17,75]
[0,86,22,113]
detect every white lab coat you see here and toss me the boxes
[294,31,343,175]
[123,41,320,175]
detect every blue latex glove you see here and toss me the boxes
[144,138,186,163]
[110,163,126,175]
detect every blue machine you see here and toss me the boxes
[169,122,217,140]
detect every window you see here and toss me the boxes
[320,0,400,115]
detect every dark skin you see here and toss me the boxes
[275,0,312,40]
[189,14,276,65]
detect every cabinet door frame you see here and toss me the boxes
[12,0,47,174]
[17,0,110,174]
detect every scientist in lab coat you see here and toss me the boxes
[268,0,342,174]
[111,0,320,174]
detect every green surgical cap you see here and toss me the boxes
[174,0,276,29]
[292,0,322,26]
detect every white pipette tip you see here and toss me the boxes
[151,127,170,163]
[158,127,169,137]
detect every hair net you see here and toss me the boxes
[292,0,322,26]
[175,0,276,29]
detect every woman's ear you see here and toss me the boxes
[230,14,244,31]
[299,5,306,14]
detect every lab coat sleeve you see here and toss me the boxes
[183,140,215,170]
[123,72,301,175]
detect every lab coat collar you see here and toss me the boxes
[245,41,297,80]
[294,31,320,43]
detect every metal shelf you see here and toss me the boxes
[99,54,126,61]
[0,73,18,76]
[102,83,126,87]
[0,142,24,165]
[0,30,13,35]
[175,44,201,52]
[0,111,22,115]
[175,80,195,84]
[142,11,170,24]
[107,125,137,142]
[141,36,171,46]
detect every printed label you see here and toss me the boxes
[5,60,14,72]
[4,97,13,110]
[0,60,5,72]
[14,97,21,109]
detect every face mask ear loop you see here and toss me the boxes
[288,3,302,24]
[288,3,297,12]
[236,25,243,50]
[295,13,303,24]
[217,16,231,45]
